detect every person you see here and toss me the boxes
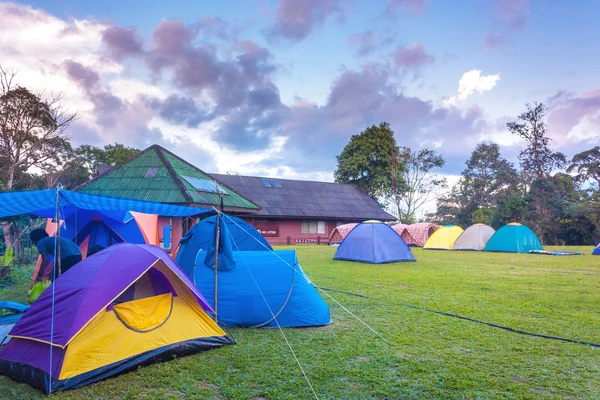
[30,229,82,281]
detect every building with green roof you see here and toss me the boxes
[77,145,260,251]
[78,145,260,213]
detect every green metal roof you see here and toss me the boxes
[78,145,260,211]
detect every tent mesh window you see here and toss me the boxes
[113,268,175,304]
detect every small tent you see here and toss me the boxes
[406,223,440,247]
[391,224,418,246]
[176,215,272,277]
[483,223,543,253]
[328,223,358,245]
[334,221,415,263]
[0,244,233,393]
[452,224,496,251]
[423,225,464,250]
[0,302,29,345]
[177,214,330,328]
[593,243,600,255]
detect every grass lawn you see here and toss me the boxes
[1,245,599,399]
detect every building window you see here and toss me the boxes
[301,220,326,234]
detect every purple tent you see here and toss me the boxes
[0,243,233,393]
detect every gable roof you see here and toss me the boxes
[210,174,396,221]
[77,145,260,212]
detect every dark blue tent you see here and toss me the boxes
[334,221,416,264]
[192,250,331,328]
[593,242,600,255]
[176,215,272,277]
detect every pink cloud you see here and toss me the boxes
[266,0,344,42]
[484,32,505,49]
[493,0,529,31]
[387,0,428,14]
[393,42,434,69]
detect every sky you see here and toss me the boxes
[1,0,599,188]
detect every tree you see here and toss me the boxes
[0,66,75,188]
[391,147,446,223]
[431,179,476,227]
[334,122,403,203]
[461,142,519,208]
[525,178,562,244]
[568,146,600,189]
[0,66,75,259]
[507,102,566,180]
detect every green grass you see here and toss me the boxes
[1,246,599,399]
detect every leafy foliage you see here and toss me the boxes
[507,102,566,180]
[334,122,403,203]
[392,147,446,223]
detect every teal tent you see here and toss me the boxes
[483,223,543,253]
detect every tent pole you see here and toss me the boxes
[213,211,220,322]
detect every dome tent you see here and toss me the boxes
[176,213,330,328]
[452,224,496,251]
[0,244,233,393]
[406,222,440,247]
[593,242,600,255]
[328,223,358,245]
[391,224,418,246]
[423,225,464,250]
[334,220,415,264]
[483,223,543,253]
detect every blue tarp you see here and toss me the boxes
[192,250,331,328]
[176,215,271,276]
[0,302,30,345]
[334,221,416,264]
[0,189,209,219]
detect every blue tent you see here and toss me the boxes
[334,221,416,263]
[176,215,272,277]
[593,242,600,255]
[192,250,331,328]
[176,214,330,328]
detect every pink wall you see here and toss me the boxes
[244,218,355,245]
[158,216,183,253]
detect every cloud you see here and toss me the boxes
[280,63,490,172]
[387,0,428,14]
[347,31,396,57]
[444,70,500,105]
[546,89,600,146]
[484,32,505,49]
[102,26,144,61]
[266,0,345,43]
[392,42,434,70]
[493,0,529,31]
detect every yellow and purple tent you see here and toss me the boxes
[0,243,233,393]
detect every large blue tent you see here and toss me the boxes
[176,215,271,277]
[176,213,330,328]
[334,221,416,264]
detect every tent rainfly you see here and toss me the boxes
[483,223,543,253]
[452,224,496,251]
[334,220,416,263]
[0,244,233,393]
[423,225,464,250]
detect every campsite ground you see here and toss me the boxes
[1,246,599,399]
